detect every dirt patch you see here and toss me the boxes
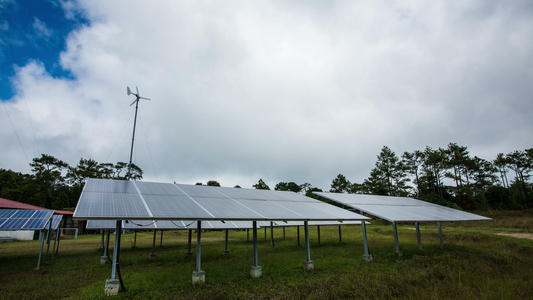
[497,233,533,240]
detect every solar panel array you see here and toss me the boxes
[86,219,262,230]
[0,210,55,230]
[314,193,491,222]
[51,215,63,230]
[75,179,370,222]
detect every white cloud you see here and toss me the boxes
[1,0,532,190]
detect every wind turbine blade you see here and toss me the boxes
[127,86,132,95]
[130,99,137,106]
[136,86,139,95]
[139,97,151,100]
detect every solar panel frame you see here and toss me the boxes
[74,179,370,222]
[314,192,491,223]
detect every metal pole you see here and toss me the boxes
[224,230,229,253]
[151,230,157,257]
[52,229,59,258]
[338,225,342,243]
[264,227,267,241]
[196,221,202,272]
[437,222,444,247]
[100,230,105,250]
[160,230,163,247]
[415,222,422,250]
[253,221,258,267]
[247,229,249,242]
[36,229,46,269]
[55,228,61,255]
[44,220,53,264]
[105,230,110,257]
[317,226,321,246]
[392,222,401,254]
[361,221,371,260]
[126,99,140,179]
[304,221,311,262]
[297,226,300,247]
[283,227,286,240]
[270,222,274,248]
[111,221,121,279]
[187,230,192,255]
[133,231,137,248]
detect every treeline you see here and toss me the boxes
[326,144,532,210]
[1,144,531,211]
[0,154,143,210]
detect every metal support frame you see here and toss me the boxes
[187,230,192,256]
[252,221,258,267]
[317,226,321,246]
[196,221,202,272]
[106,220,125,295]
[338,225,342,243]
[283,227,286,240]
[264,227,267,242]
[303,221,314,270]
[224,230,229,253]
[415,222,422,250]
[100,230,105,250]
[392,222,401,254]
[297,226,300,247]
[361,221,372,261]
[304,221,311,262]
[160,230,163,247]
[44,219,53,265]
[270,222,274,249]
[52,228,60,258]
[150,230,157,259]
[133,231,137,248]
[437,222,444,247]
[36,229,46,270]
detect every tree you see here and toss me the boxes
[402,150,424,196]
[364,146,410,196]
[253,179,270,190]
[330,174,351,193]
[30,154,69,209]
[206,180,221,187]
[274,182,302,193]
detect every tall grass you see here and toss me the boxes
[1,210,532,299]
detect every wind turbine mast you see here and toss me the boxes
[126,86,151,180]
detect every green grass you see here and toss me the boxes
[1,210,532,299]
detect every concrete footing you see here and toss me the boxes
[149,254,156,261]
[192,271,205,284]
[100,256,108,265]
[362,254,373,262]
[250,266,262,278]
[105,279,120,296]
[303,261,314,270]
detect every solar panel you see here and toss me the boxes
[0,209,55,230]
[87,219,257,230]
[74,179,370,222]
[314,193,491,222]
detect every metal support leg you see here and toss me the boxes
[224,230,229,254]
[52,229,59,259]
[100,230,105,250]
[187,230,192,256]
[36,230,46,270]
[251,221,262,277]
[438,222,444,247]
[303,221,314,270]
[297,226,300,247]
[160,230,163,247]
[106,220,124,296]
[392,222,401,255]
[247,229,249,242]
[270,222,274,249]
[283,227,286,240]
[150,230,157,260]
[133,231,137,248]
[192,221,205,284]
[338,225,342,243]
[361,221,372,261]
[317,226,321,246]
[264,227,267,242]
[55,229,61,255]
[415,222,422,250]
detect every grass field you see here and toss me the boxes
[1,210,532,299]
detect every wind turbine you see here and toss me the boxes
[126,86,151,180]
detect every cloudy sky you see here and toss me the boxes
[1,0,532,190]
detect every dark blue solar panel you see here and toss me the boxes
[1,218,28,229]
[23,219,49,230]
[12,210,36,218]
[0,210,16,218]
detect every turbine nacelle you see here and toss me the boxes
[127,86,151,106]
